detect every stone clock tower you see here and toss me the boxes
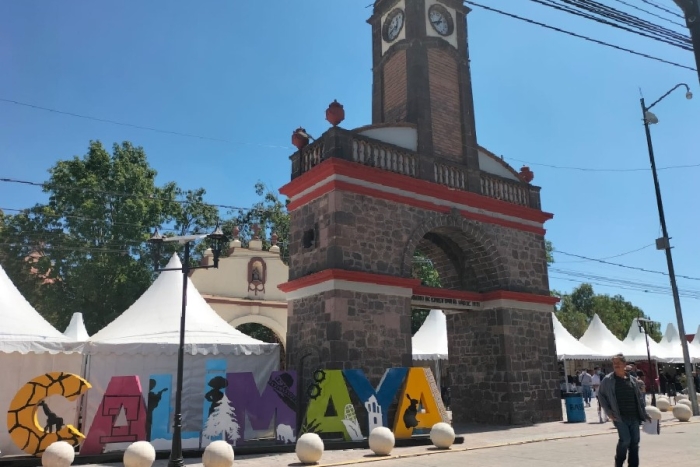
[369,0,480,191]
[280,0,562,426]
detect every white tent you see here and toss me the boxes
[660,323,700,363]
[552,313,607,360]
[84,254,280,451]
[691,325,700,362]
[0,264,84,457]
[579,314,634,357]
[63,312,90,341]
[622,318,667,361]
[412,309,448,361]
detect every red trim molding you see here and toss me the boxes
[279,269,559,306]
[278,269,422,293]
[280,158,553,225]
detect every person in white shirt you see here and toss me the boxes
[579,369,593,407]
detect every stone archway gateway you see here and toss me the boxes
[279,0,561,425]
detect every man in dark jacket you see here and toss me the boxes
[598,353,651,467]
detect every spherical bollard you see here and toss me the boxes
[202,441,235,467]
[672,403,692,422]
[676,394,688,401]
[430,422,456,449]
[123,441,156,467]
[656,398,670,412]
[295,433,324,464]
[41,441,75,467]
[679,399,692,408]
[368,427,395,456]
[645,406,662,421]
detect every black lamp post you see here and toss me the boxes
[637,318,657,407]
[148,224,229,467]
[640,83,698,416]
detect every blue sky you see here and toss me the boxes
[1,1,698,331]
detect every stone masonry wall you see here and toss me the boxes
[286,289,413,385]
[446,308,562,425]
[288,189,549,295]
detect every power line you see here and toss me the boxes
[506,157,700,172]
[554,249,700,281]
[555,243,654,263]
[528,0,691,50]
[0,98,291,150]
[0,177,254,212]
[463,1,696,72]
[639,0,685,19]
[610,0,686,27]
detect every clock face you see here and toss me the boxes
[382,8,405,43]
[428,4,454,37]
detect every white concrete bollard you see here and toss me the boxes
[672,403,692,422]
[295,433,324,464]
[430,422,456,449]
[368,427,395,456]
[202,441,235,467]
[646,406,662,421]
[679,399,692,408]
[656,397,670,412]
[123,441,156,467]
[41,441,75,467]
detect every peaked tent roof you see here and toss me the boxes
[87,254,277,356]
[622,319,667,361]
[579,314,633,357]
[0,263,79,354]
[552,313,607,360]
[412,309,448,360]
[660,323,700,363]
[63,312,90,341]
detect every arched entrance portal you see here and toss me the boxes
[231,317,287,370]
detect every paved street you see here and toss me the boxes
[84,399,699,467]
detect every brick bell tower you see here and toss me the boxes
[280,0,562,426]
[370,0,480,190]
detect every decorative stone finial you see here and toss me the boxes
[292,127,310,150]
[228,226,242,252]
[518,166,534,183]
[326,100,345,126]
[271,233,278,246]
[252,223,261,240]
[269,232,281,255]
[232,226,240,239]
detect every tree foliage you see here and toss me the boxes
[555,283,662,341]
[0,141,219,333]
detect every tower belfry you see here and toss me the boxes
[370,0,479,189]
[281,0,562,426]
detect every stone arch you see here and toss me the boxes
[401,210,509,292]
[228,315,287,348]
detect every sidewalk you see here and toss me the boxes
[87,399,699,467]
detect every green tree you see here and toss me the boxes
[0,141,218,333]
[545,239,554,266]
[555,283,662,340]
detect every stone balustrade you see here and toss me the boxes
[289,127,541,210]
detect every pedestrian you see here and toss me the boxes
[579,369,593,407]
[598,353,651,467]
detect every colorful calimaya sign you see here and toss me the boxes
[6,365,447,457]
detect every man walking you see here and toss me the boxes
[598,354,651,467]
[579,369,593,407]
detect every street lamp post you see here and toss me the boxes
[637,318,657,406]
[640,83,698,416]
[148,224,229,467]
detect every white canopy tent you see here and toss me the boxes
[63,312,90,341]
[84,254,280,451]
[622,318,667,362]
[412,309,448,361]
[411,309,448,389]
[691,325,700,362]
[659,323,700,363]
[0,264,84,457]
[579,314,635,358]
[552,313,607,360]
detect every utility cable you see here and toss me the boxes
[610,0,687,27]
[463,1,696,72]
[639,0,685,19]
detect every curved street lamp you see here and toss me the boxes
[640,83,698,416]
[148,223,229,467]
